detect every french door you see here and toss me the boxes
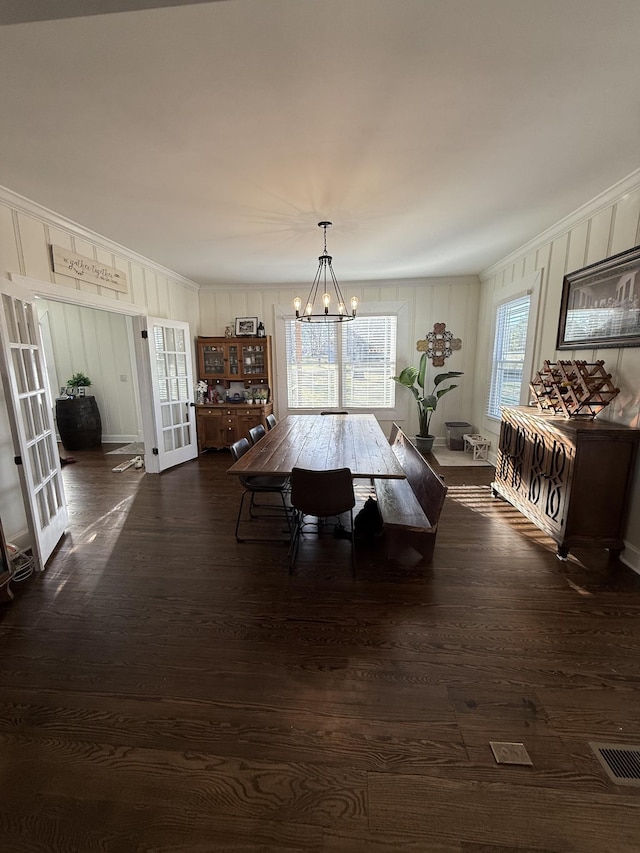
[0,277,68,570]
[144,316,197,472]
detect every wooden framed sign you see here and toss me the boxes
[51,245,128,293]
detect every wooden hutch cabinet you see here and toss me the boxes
[197,336,272,386]
[492,406,639,559]
[195,336,273,451]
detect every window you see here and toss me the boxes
[284,315,397,410]
[487,294,531,419]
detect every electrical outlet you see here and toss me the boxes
[120,374,128,382]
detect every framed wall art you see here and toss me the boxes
[235,316,258,336]
[557,244,640,350]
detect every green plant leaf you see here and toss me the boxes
[422,394,437,410]
[392,366,418,387]
[434,370,464,387]
[436,383,458,399]
[66,372,92,387]
[417,352,427,391]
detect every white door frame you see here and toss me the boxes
[9,274,185,474]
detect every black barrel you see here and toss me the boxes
[55,396,102,450]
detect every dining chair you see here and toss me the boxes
[266,413,277,430]
[288,466,356,575]
[248,424,266,445]
[229,438,291,543]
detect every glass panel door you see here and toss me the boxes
[0,277,68,571]
[147,317,198,471]
[241,343,266,377]
[202,343,225,376]
[227,344,239,376]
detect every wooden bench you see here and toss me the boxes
[373,423,448,562]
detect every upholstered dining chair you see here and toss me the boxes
[266,413,277,430]
[229,438,291,543]
[288,466,356,575]
[248,424,266,445]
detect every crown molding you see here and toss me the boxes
[198,274,481,291]
[480,168,640,281]
[0,184,200,293]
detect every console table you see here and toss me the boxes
[492,406,639,560]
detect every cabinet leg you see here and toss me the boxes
[607,547,622,561]
[556,544,569,561]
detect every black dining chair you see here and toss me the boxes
[288,466,356,575]
[248,424,266,445]
[266,413,277,430]
[229,438,291,543]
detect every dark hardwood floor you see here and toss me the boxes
[1,446,640,851]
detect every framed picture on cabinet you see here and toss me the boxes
[235,316,258,336]
[557,244,640,350]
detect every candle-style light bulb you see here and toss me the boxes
[338,302,345,315]
[350,296,359,316]
[305,302,313,316]
[293,296,302,317]
[322,292,330,313]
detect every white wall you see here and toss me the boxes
[0,187,201,544]
[471,171,640,569]
[198,275,481,439]
[38,299,142,444]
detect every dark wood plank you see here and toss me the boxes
[1,445,639,851]
[368,772,640,851]
[227,414,406,478]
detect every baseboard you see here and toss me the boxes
[4,527,31,553]
[621,540,640,576]
[101,435,139,445]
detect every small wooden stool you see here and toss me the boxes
[463,433,490,461]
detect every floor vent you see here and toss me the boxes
[490,741,533,766]
[590,742,640,786]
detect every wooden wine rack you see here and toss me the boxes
[529,360,619,419]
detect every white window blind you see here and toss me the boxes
[285,315,397,410]
[342,316,397,408]
[487,294,531,419]
[285,322,338,409]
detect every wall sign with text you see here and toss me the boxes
[51,245,129,293]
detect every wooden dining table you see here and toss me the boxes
[226,414,406,479]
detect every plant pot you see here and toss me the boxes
[414,434,435,453]
[56,396,102,450]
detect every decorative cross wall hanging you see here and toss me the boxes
[417,322,462,366]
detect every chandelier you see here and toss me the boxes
[294,221,358,323]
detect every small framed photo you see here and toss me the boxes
[235,316,258,337]
[557,244,640,350]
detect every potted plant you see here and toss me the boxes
[66,371,92,393]
[392,354,463,452]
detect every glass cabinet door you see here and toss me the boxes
[227,344,239,376]
[241,343,266,376]
[202,344,226,376]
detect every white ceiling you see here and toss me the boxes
[1,0,639,287]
